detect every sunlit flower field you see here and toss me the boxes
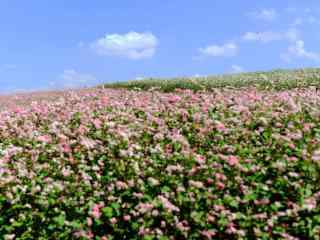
[0,84,320,239]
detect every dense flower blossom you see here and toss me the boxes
[0,87,319,239]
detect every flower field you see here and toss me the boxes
[1,84,320,239]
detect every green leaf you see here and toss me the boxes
[102,207,113,218]
[111,202,120,210]
[54,214,65,226]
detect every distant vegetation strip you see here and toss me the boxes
[102,68,320,92]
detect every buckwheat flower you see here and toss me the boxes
[302,197,317,211]
[195,154,205,165]
[62,143,72,153]
[253,213,267,220]
[87,217,93,226]
[4,234,15,240]
[206,178,214,185]
[176,221,190,233]
[148,177,160,186]
[281,233,300,240]
[133,192,144,199]
[189,180,204,189]
[136,202,154,214]
[166,164,184,174]
[92,119,102,129]
[160,221,166,228]
[303,123,312,132]
[37,135,51,143]
[176,186,185,193]
[86,231,94,239]
[312,150,320,161]
[127,179,135,187]
[168,95,182,104]
[215,121,226,132]
[216,181,225,190]
[62,168,71,177]
[91,204,102,219]
[115,181,128,190]
[227,155,239,166]
[201,230,216,239]
[110,217,117,224]
[158,195,180,212]
[254,199,270,206]
[226,223,237,234]
[214,173,227,181]
[80,137,96,149]
[213,204,225,212]
[207,215,215,223]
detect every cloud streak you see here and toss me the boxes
[91,32,158,60]
[50,69,96,89]
[199,42,238,57]
[281,40,320,62]
[242,29,299,43]
[248,9,277,22]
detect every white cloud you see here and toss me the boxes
[291,16,320,26]
[242,31,282,43]
[281,40,320,62]
[91,31,158,60]
[199,42,238,57]
[51,69,96,89]
[192,74,203,78]
[230,65,245,74]
[135,76,146,80]
[242,29,299,43]
[249,9,277,21]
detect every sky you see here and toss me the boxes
[1,0,320,93]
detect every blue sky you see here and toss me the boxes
[1,0,320,93]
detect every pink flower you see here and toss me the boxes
[115,181,128,190]
[80,137,96,149]
[110,217,117,224]
[93,119,102,129]
[216,181,225,190]
[100,96,109,105]
[87,217,93,226]
[227,155,239,166]
[226,223,237,234]
[207,215,215,223]
[216,121,226,132]
[201,230,216,239]
[123,215,131,221]
[158,195,180,212]
[62,143,72,153]
[37,135,51,143]
[214,173,227,181]
[195,155,205,165]
[136,202,154,214]
[86,231,94,239]
[207,178,214,185]
[288,143,295,149]
[91,203,103,219]
[168,95,182,104]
